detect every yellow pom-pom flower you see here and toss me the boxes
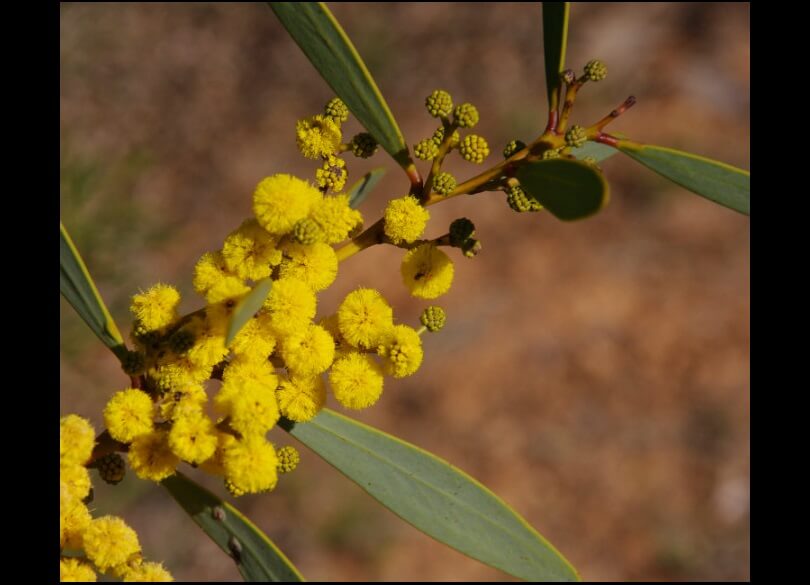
[60,463,92,501]
[82,516,141,572]
[384,196,430,244]
[253,174,322,236]
[192,251,232,298]
[122,561,174,582]
[263,277,317,336]
[229,314,277,361]
[329,352,384,410]
[60,414,96,466]
[168,411,218,464]
[130,284,181,332]
[157,383,207,421]
[223,436,279,495]
[276,375,326,422]
[219,378,280,437]
[296,114,342,159]
[309,194,363,244]
[221,219,282,281]
[60,558,97,582]
[377,324,424,378]
[203,274,250,305]
[337,288,394,349]
[199,431,237,477]
[60,489,92,549]
[278,241,338,292]
[104,388,154,444]
[400,244,455,299]
[127,431,179,482]
[280,323,335,376]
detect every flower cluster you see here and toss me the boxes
[60,415,173,582]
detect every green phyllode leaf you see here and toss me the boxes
[163,473,305,582]
[281,409,580,582]
[225,278,273,346]
[616,141,750,215]
[517,159,609,221]
[569,141,618,164]
[542,2,570,111]
[347,168,386,209]
[270,2,412,168]
[60,221,126,357]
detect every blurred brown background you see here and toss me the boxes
[60,2,749,581]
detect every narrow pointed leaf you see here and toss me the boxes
[225,278,273,346]
[542,2,570,110]
[516,159,609,221]
[270,2,411,167]
[347,168,386,209]
[616,141,750,214]
[163,473,305,582]
[60,222,126,357]
[281,410,579,582]
[569,141,618,163]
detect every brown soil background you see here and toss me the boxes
[60,3,750,581]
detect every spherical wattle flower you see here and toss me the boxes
[400,244,455,299]
[253,174,322,236]
[383,196,429,245]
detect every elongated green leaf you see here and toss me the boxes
[225,278,273,346]
[517,159,609,221]
[569,141,617,164]
[60,222,125,357]
[347,168,386,209]
[281,410,579,582]
[616,141,750,214]
[542,2,570,110]
[270,2,411,167]
[163,473,304,582]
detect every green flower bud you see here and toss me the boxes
[315,155,348,191]
[503,140,526,158]
[584,59,607,82]
[459,134,489,163]
[350,132,378,158]
[506,184,542,213]
[564,125,587,148]
[414,138,439,161]
[121,349,146,376]
[449,217,475,246]
[432,126,460,148]
[293,218,324,245]
[461,238,482,258]
[324,97,349,123]
[420,306,446,332]
[433,172,457,196]
[277,446,300,473]
[542,148,562,160]
[96,453,126,486]
[453,103,479,128]
[425,89,453,118]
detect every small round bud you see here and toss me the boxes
[453,103,479,128]
[324,97,349,123]
[420,306,446,332]
[121,350,146,376]
[506,184,542,213]
[433,172,457,196]
[564,125,587,148]
[459,134,489,164]
[315,154,348,191]
[293,218,325,245]
[503,140,526,158]
[276,446,300,473]
[584,59,607,82]
[96,453,126,485]
[350,132,378,158]
[542,148,562,160]
[168,329,195,354]
[560,69,577,85]
[449,217,475,246]
[432,126,460,148]
[425,89,453,118]
[414,138,439,161]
